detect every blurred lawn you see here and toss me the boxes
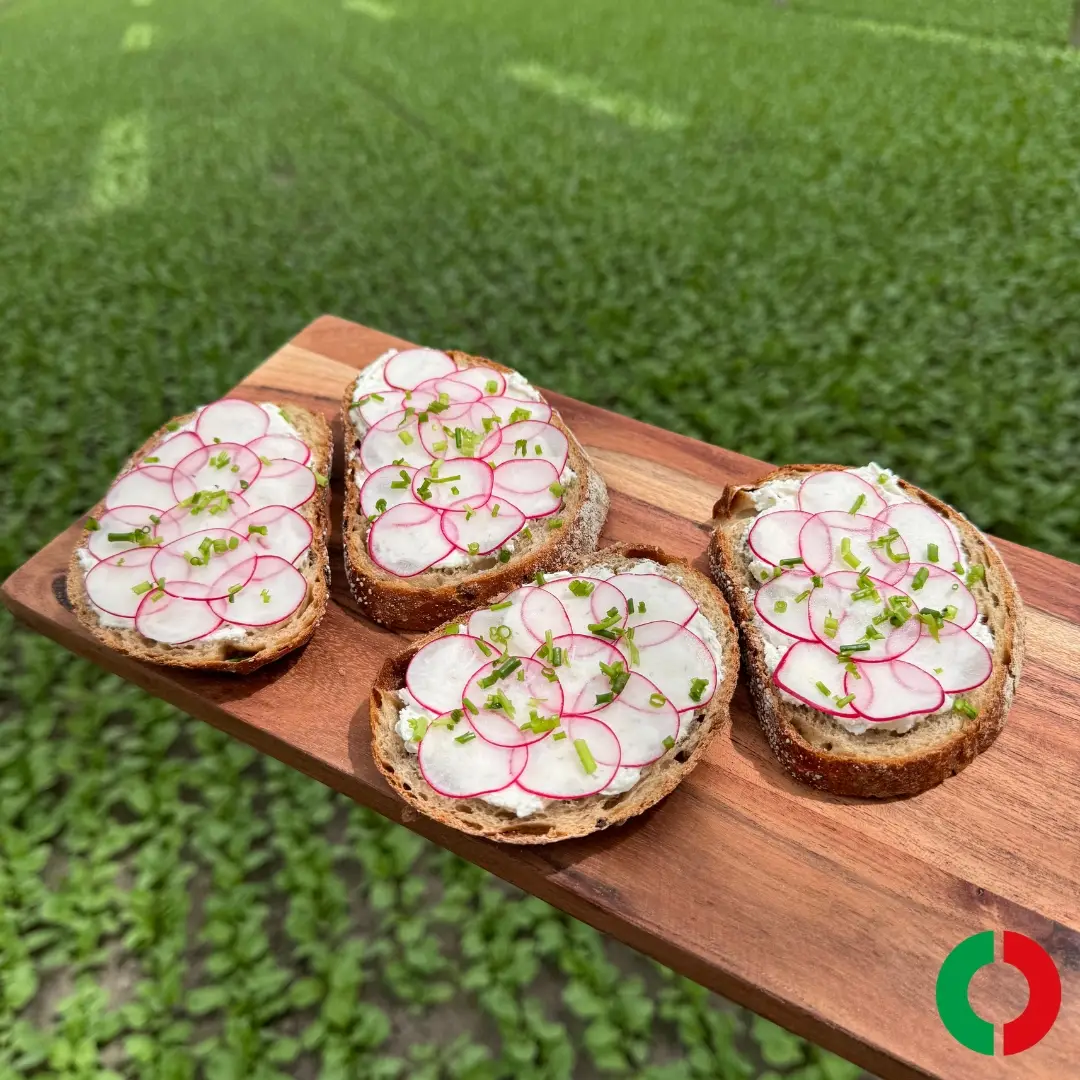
[1,0,1078,1077]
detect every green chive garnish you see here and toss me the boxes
[911,567,929,591]
[848,494,865,515]
[574,739,597,775]
[927,543,939,563]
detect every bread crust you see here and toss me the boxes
[67,402,332,674]
[709,464,1025,798]
[341,350,609,630]
[368,543,739,843]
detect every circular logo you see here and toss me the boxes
[936,931,1061,1055]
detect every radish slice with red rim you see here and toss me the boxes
[420,403,498,461]
[444,366,506,396]
[209,556,307,626]
[898,622,992,693]
[151,528,256,600]
[616,620,716,712]
[369,502,454,576]
[135,589,223,644]
[353,389,409,428]
[797,471,887,517]
[155,493,250,541]
[589,673,680,767]
[195,399,269,446]
[516,715,620,799]
[808,571,920,660]
[482,421,568,472]
[534,634,624,713]
[418,716,526,799]
[480,395,552,424]
[84,547,157,618]
[753,571,816,642]
[360,465,418,517]
[519,588,573,644]
[491,459,561,518]
[747,510,811,567]
[241,460,317,511]
[412,458,493,510]
[105,465,177,511]
[611,573,698,628]
[844,659,945,721]
[245,434,311,465]
[415,377,482,405]
[798,511,908,584]
[464,657,565,747]
[877,502,961,568]
[171,443,261,502]
[441,497,525,556]
[901,563,976,628]
[772,641,860,718]
[87,505,161,560]
[405,634,497,715]
[147,431,204,467]
[384,348,458,390]
[232,506,313,564]
[360,411,434,472]
[540,577,627,636]
[468,586,537,656]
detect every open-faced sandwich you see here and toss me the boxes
[709,463,1024,797]
[68,398,332,673]
[342,347,609,630]
[369,544,738,843]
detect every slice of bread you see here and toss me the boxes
[342,349,609,631]
[368,543,739,844]
[68,402,332,674]
[709,464,1025,798]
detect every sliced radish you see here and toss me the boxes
[353,389,409,428]
[246,434,311,465]
[535,634,624,713]
[480,395,552,424]
[420,403,498,462]
[798,471,887,517]
[360,465,418,517]
[491,459,562,518]
[414,377,482,405]
[899,623,993,693]
[617,621,716,712]
[195,399,269,446]
[241,460,317,511]
[844,659,945,721]
[84,547,157,618]
[878,502,961,568]
[105,465,177,511]
[384,348,458,390]
[747,510,811,567]
[418,716,526,799]
[151,528,256,600]
[807,571,919,661]
[155,493,251,541]
[405,634,497,715]
[441,497,525,556]
[590,673,680,767]
[517,715,620,799]
[611,573,698,628]
[901,564,977,628]
[772,641,859,718]
[232,506,313,564]
[445,366,506,396]
[135,589,223,644]
[540,578,627,636]
[464,657,565,747]
[412,458,493,510]
[87,506,161,560]
[369,502,454,576]
[482,421,568,473]
[172,443,262,501]
[360,411,434,471]
[146,431,204,467]
[209,556,307,626]
[469,587,531,656]
[798,511,908,584]
[753,571,816,642]
[519,588,574,644]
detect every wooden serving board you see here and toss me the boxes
[4,316,1079,1080]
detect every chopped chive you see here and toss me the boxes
[773,600,788,613]
[823,614,839,639]
[594,691,614,705]
[86,518,100,531]
[794,588,812,603]
[649,692,666,708]
[491,504,500,518]
[433,441,448,452]
[549,518,564,528]
[933,666,943,674]
[108,531,137,543]
[848,494,866,515]
[476,639,493,657]
[911,567,929,591]
[489,625,512,644]
[834,693,856,708]
[552,731,567,741]
[443,623,461,635]
[778,557,804,567]
[467,542,480,556]
[688,677,709,702]
[514,439,528,457]
[966,564,985,587]
[549,482,565,497]
[485,380,498,393]
[398,431,413,445]
[498,549,512,563]
[374,498,387,513]
[165,422,180,432]
[534,571,546,586]
[568,579,595,598]
[462,697,478,715]
[574,739,597,775]
[942,604,958,621]
[952,697,979,719]
[508,407,531,424]
[541,667,558,682]
[455,732,476,744]
[228,536,239,549]
[811,575,823,588]
[953,560,965,574]
[760,570,770,581]
[261,589,271,604]
[489,600,512,611]
[662,736,675,750]
[927,543,939,563]
[144,456,160,464]
[838,642,871,655]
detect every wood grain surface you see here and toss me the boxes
[4,316,1078,1080]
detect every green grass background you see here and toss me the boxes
[2,0,1078,1076]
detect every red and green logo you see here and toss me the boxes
[936,931,1061,1054]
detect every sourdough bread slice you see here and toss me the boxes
[342,350,609,630]
[709,464,1025,797]
[68,402,332,674]
[369,543,739,844]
